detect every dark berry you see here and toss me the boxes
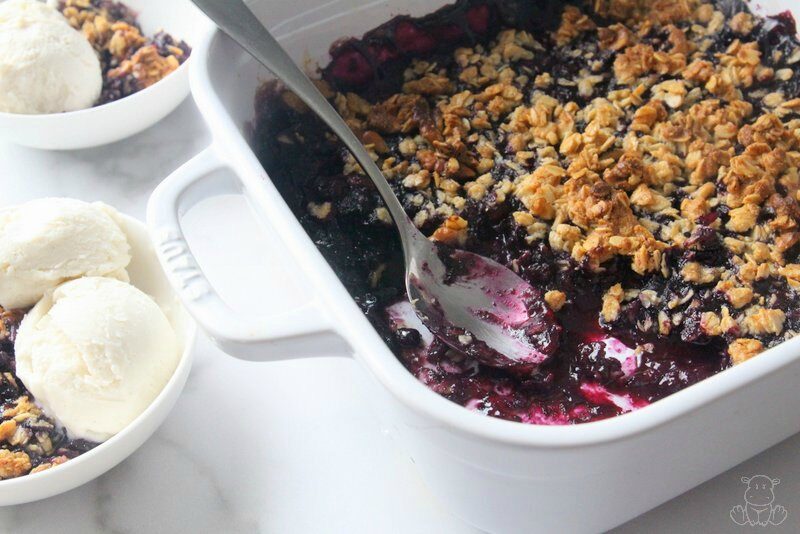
[435,24,465,42]
[696,211,718,226]
[330,49,374,86]
[396,328,422,347]
[769,11,797,40]
[394,21,437,54]
[466,5,490,34]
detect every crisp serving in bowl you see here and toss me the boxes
[0,198,193,504]
[0,0,207,149]
[251,0,800,424]
[54,0,192,107]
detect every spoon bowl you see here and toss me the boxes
[407,238,561,370]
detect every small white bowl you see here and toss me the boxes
[0,0,211,150]
[0,213,196,505]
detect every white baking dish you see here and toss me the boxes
[147,1,800,532]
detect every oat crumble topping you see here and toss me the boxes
[254,0,800,423]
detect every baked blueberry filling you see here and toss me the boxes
[252,0,800,424]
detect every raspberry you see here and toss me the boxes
[329,49,374,86]
[394,21,437,54]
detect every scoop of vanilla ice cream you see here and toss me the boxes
[0,198,131,310]
[15,277,180,442]
[0,0,102,114]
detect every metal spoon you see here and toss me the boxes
[192,0,561,370]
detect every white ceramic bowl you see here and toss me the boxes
[0,213,195,506]
[149,1,800,532]
[0,0,211,151]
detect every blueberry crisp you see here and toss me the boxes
[56,0,191,105]
[252,0,800,424]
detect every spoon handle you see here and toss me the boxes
[192,0,420,247]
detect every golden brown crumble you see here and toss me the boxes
[681,262,720,284]
[403,74,455,96]
[0,449,31,480]
[3,395,39,420]
[432,215,469,246]
[554,5,597,46]
[544,290,568,311]
[743,308,786,335]
[598,23,636,51]
[718,280,754,309]
[108,45,181,89]
[602,283,625,322]
[62,1,146,61]
[729,12,754,36]
[0,420,16,443]
[308,201,333,220]
[728,338,764,364]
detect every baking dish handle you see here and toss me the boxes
[147,146,348,361]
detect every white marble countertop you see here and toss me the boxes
[0,99,798,534]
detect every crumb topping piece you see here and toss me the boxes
[0,449,31,480]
